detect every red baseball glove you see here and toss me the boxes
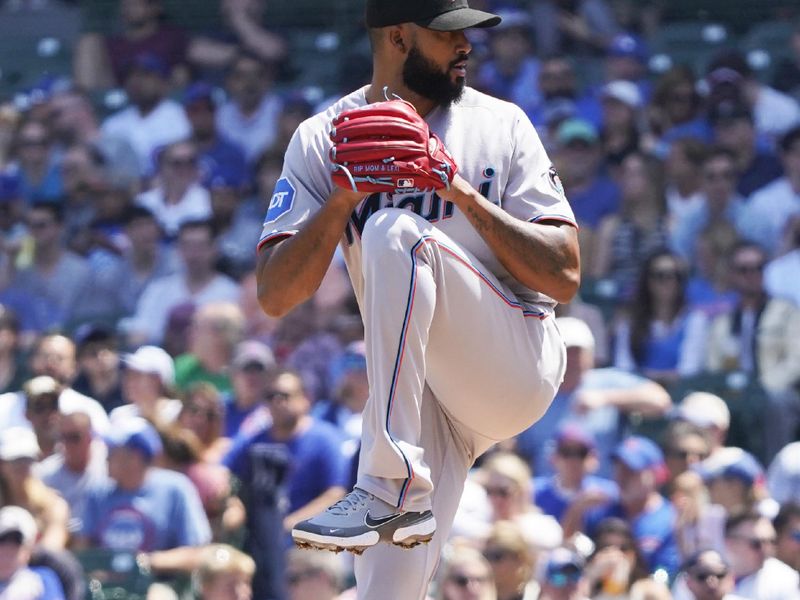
[329,99,458,194]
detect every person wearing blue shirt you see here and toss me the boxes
[75,418,212,569]
[533,423,618,524]
[222,340,275,439]
[223,367,347,600]
[564,436,681,579]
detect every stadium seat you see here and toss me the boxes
[647,21,736,75]
[739,21,795,82]
[75,549,153,600]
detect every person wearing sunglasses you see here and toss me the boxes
[538,547,589,600]
[723,510,800,600]
[434,544,495,600]
[671,549,743,600]
[706,241,800,461]
[483,521,538,600]
[533,423,618,524]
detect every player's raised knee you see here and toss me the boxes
[361,208,428,254]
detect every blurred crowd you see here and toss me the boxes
[0,0,799,599]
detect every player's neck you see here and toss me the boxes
[365,81,436,118]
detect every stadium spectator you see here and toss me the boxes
[206,167,263,279]
[0,202,91,333]
[194,543,256,600]
[0,305,25,394]
[515,316,671,478]
[706,50,800,143]
[764,214,800,305]
[648,66,711,149]
[671,392,731,458]
[533,423,618,524]
[602,33,650,95]
[705,242,800,457]
[671,549,745,600]
[612,250,708,383]
[527,57,598,131]
[476,9,541,116]
[124,219,239,345]
[71,325,124,413]
[0,506,66,599]
[553,118,620,235]
[670,470,727,559]
[529,0,619,57]
[664,138,706,238]
[177,382,230,463]
[767,442,800,504]
[723,511,800,599]
[599,80,642,165]
[48,91,141,189]
[581,517,650,598]
[33,408,107,534]
[483,520,540,600]
[224,368,347,599]
[183,82,248,188]
[590,152,669,299]
[0,335,109,435]
[110,345,180,425]
[567,436,680,577]
[116,205,180,315]
[285,547,345,600]
[101,53,191,175]
[216,51,283,162]
[708,98,783,198]
[742,125,800,256]
[670,147,748,266]
[222,340,274,438]
[477,451,563,551]
[538,547,589,600]
[187,0,287,72]
[175,302,245,393]
[12,119,62,203]
[435,544,495,600]
[22,376,61,459]
[135,140,211,238]
[661,421,711,490]
[0,427,69,551]
[697,448,774,519]
[773,502,800,573]
[75,418,211,568]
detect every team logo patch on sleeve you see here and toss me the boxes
[547,166,565,197]
[264,178,296,224]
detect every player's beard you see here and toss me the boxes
[402,44,466,108]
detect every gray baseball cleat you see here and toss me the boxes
[291,487,436,555]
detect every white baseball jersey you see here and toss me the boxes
[258,85,576,311]
[259,86,574,600]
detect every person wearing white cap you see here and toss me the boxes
[0,427,69,551]
[0,335,109,437]
[515,316,672,479]
[600,80,642,164]
[0,506,67,599]
[108,345,182,425]
[673,392,731,457]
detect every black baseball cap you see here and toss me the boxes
[366,0,501,31]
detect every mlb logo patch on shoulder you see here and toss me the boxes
[264,178,296,224]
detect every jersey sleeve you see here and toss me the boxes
[502,107,577,226]
[257,122,333,250]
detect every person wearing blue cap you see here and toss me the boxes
[563,435,680,579]
[184,82,249,196]
[74,417,211,575]
[539,547,589,600]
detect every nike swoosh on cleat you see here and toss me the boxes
[364,512,404,528]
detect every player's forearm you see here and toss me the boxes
[441,177,580,303]
[603,382,672,416]
[257,190,361,317]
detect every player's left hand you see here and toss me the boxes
[328,99,459,194]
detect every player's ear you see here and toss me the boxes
[388,25,408,54]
